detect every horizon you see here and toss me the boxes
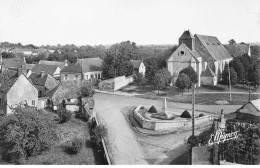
[0,0,260,46]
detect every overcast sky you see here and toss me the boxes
[0,0,259,46]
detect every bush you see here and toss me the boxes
[90,125,107,147]
[148,105,157,113]
[57,104,72,123]
[0,105,56,164]
[64,138,83,154]
[180,110,191,118]
[199,113,205,117]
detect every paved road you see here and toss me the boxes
[94,93,241,164]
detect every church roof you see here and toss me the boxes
[195,34,232,61]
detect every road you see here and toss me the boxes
[94,93,241,164]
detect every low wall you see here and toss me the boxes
[133,105,211,131]
[98,75,133,92]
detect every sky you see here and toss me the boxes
[0,0,259,46]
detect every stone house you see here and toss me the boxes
[167,30,232,86]
[28,71,59,97]
[77,58,103,80]
[0,71,38,115]
[130,60,146,76]
[60,62,83,82]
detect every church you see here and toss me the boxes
[167,30,232,87]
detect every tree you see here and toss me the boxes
[248,63,260,88]
[144,57,160,83]
[153,69,171,94]
[228,39,236,45]
[1,52,15,58]
[102,41,136,79]
[77,84,95,98]
[180,67,198,89]
[222,65,237,85]
[229,58,245,82]
[176,73,190,95]
[0,105,56,164]
[133,73,147,88]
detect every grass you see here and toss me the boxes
[0,109,103,165]
[137,93,260,105]
[121,83,260,105]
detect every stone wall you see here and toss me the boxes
[98,75,133,92]
[133,105,211,131]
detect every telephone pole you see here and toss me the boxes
[192,83,195,137]
[228,64,232,102]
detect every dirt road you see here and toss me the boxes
[94,93,241,164]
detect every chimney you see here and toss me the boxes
[41,71,45,78]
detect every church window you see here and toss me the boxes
[180,51,184,55]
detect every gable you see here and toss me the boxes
[167,44,198,63]
[8,74,38,97]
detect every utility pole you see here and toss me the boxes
[248,82,251,102]
[228,65,232,102]
[192,83,195,137]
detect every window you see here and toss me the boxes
[180,51,184,55]
[91,74,94,79]
[85,75,88,80]
[98,74,101,79]
[95,74,98,79]
[32,100,35,106]
[64,75,68,80]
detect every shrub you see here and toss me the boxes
[199,113,205,117]
[64,138,83,154]
[181,110,191,118]
[57,104,72,123]
[90,125,107,147]
[0,105,56,164]
[148,105,157,113]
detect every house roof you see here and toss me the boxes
[201,65,216,77]
[77,58,103,72]
[251,99,260,112]
[29,72,48,86]
[60,63,82,74]
[180,30,194,39]
[31,64,58,75]
[224,44,250,57]
[0,70,18,94]
[195,34,232,61]
[130,60,143,69]
[38,60,67,69]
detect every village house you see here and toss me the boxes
[0,71,38,115]
[60,62,83,82]
[28,72,59,97]
[130,60,146,76]
[77,58,103,80]
[167,30,232,86]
